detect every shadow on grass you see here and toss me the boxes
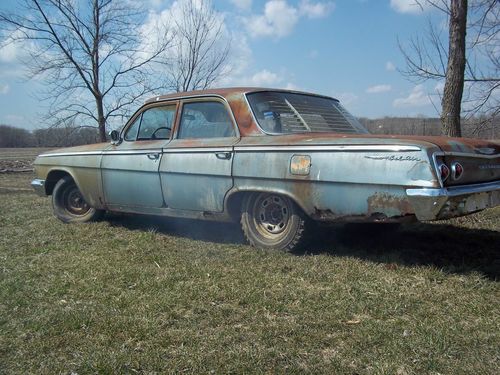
[107,213,246,245]
[308,222,500,280]
[107,213,500,280]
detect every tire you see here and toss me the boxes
[52,176,103,223]
[240,193,307,251]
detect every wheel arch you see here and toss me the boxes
[225,188,311,221]
[45,168,86,200]
[45,169,74,195]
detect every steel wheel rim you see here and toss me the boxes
[253,195,290,237]
[63,186,90,216]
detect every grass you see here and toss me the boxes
[1,159,499,373]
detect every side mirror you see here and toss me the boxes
[109,130,121,145]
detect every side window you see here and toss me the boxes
[124,115,141,141]
[138,106,176,140]
[178,102,235,139]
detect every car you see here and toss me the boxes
[31,87,500,250]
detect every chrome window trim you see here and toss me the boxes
[174,96,240,140]
[243,91,367,136]
[122,103,178,142]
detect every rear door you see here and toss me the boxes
[160,98,239,212]
[102,103,177,209]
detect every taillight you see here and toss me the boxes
[451,162,464,180]
[439,163,450,182]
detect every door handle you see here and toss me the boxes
[215,152,231,160]
[147,153,160,160]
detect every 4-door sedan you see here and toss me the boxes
[32,88,500,250]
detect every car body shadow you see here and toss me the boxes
[305,222,500,280]
[106,213,499,280]
[106,213,246,245]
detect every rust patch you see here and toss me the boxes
[367,193,413,217]
[311,207,338,220]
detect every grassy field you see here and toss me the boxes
[1,149,499,374]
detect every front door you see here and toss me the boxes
[160,99,239,212]
[102,104,177,209]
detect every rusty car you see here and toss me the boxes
[31,88,500,250]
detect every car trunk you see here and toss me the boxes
[420,136,500,187]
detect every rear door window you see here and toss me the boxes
[178,102,235,139]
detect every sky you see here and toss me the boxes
[0,0,449,130]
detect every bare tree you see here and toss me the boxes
[167,0,231,92]
[399,0,499,136]
[442,0,467,137]
[0,0,173,142]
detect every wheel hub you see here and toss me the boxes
[257,195,290,235]
[65,187,90,215]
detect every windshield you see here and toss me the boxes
[246,91,368,134]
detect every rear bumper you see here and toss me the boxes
[406,181,500,221]
[31,179,46,197]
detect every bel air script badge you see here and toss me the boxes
[365,155,422,162]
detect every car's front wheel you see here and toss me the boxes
[240,193,307,251]
[52,176,103,223]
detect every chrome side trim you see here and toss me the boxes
[163,147,233,153]
[406,180,500,197]
[31,179,46,196]
[39,149,164,157]
[103,149,163,155]
[38,151,103,157]
[234,145,421,152]
[38,144,421,157]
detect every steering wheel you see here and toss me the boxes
[151,126,171,139]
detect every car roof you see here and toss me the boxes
[145,87,338,103]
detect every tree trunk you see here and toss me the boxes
[96,96,106,142]
[441,0,467,137]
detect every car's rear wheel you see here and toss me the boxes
[240,192,307,251]
[52,176,103,223]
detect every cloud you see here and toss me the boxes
[385,61,396,71]
[0,83,10,94]
[332,91,358,106]
[246,1,299,38]
[245,0,333,39]
[230,0,252,10]
[390,0,430,14]
[285,82,300,90]
[299,0,335,18]
[366,84,392,94]
[0,42,18,63]
[393,84,431,107]
[249,69,282,86]
[0,29,28,63]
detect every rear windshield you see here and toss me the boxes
[246,91,368,134]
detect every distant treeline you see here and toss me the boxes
[0,125,100,148]
[359,117,499,139]
[1,117,498,148]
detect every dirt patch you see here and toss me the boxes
[0,159,33,173]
